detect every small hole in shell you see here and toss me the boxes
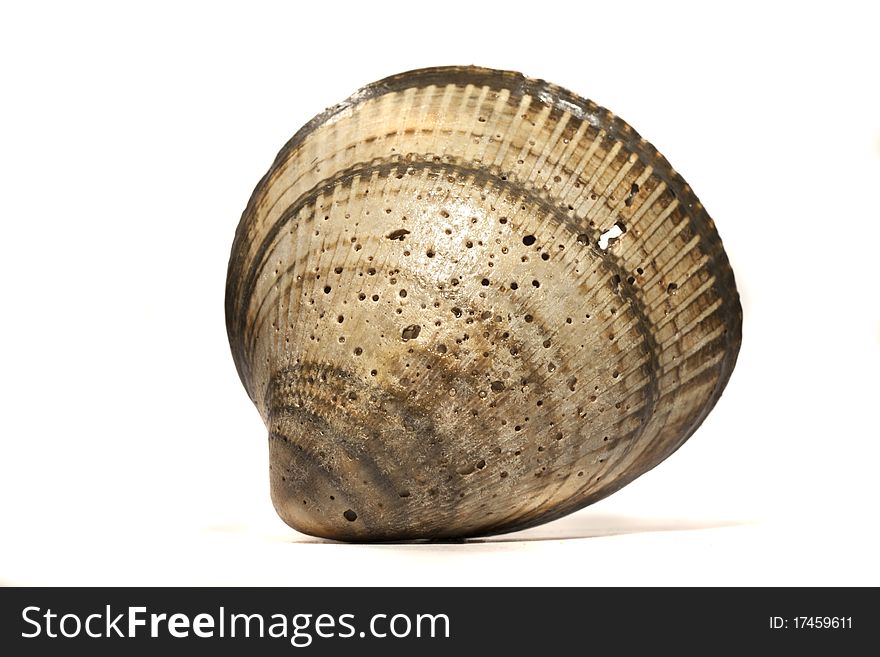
[598,222,626,250]
[401,325,421,341]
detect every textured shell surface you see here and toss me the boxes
[225,66,742,541]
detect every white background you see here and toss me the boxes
[1,1,877,586]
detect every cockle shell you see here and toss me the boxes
[225,66,742,541]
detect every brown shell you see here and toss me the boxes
[225,66,742,541]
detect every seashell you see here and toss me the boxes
[225,66,742,541]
